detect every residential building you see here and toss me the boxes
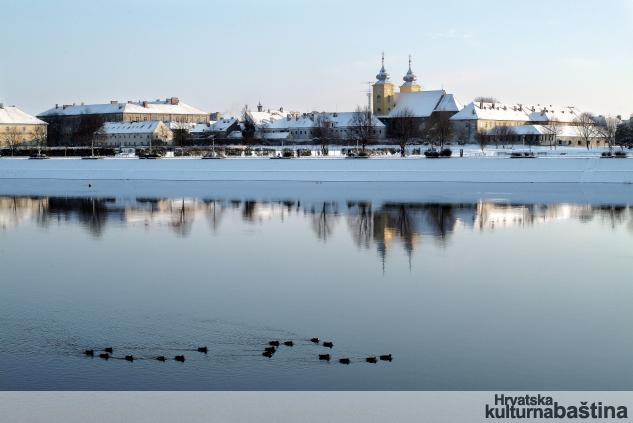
[38,97,208,146]
[0,103,47,146]
[100,121,173,147]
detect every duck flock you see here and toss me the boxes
[82,337,392,365]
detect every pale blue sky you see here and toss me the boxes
[2,0,632,117]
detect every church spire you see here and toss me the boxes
[400,54,421,93]
[375,52,390,84]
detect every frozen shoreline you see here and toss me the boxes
[1,156,633,184]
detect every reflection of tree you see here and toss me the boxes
[169,198,194,237]
[242,201,257,222]
[46,197,112,237]
[203,199,224,232]
[347,202,372,248]
[596,205,628,229]
[424,204,457,244]
[310,202,338,242]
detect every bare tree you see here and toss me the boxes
[474,96,498,104]
[615,121,633,150]
[423,113,453,150]
[350,105,375,153]
[474,129,488,153]
[312,113,333,155]
[241,105,256,144]
[391,108,419,157]
[595,116,619,151]
[91,126,107,156]
[542,119,563,150]
[489,125,516,149]
[574,112,598,150]
[2,127,22,156]
[32,125,47,155]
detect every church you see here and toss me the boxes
[371,54,463,136]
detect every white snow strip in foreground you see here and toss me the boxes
[1,157,633,184]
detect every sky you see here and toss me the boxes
[1,0,632,117]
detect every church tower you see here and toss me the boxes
[372,53,395,116]
[400,55,421,93]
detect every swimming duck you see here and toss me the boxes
[125,355,134,362]
[322,341,334,348]
[99,353,110,360]
[310,337,319,344]
[84,349,94,357]
[379,354,392,362]
[283,341,294,347]
[318,354,331,361]
[104,347,113,354]
[174,355,185,362]
[366,357,377,364]
[339,358,351,365]
[197,346,208,353]
[264,346,276,353]
[262,351,274,358]
[156,356,166,362]
[269,341,280,347]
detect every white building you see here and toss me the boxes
[100,121,172,147]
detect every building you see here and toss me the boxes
[260,111,386,142]
[100,121,173,147]
[371,55,463,137]
[190,117,241,139]
[0,103,47,147]
[38,97,208,146]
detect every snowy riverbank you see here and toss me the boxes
[1,156,632,184]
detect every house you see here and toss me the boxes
[260,111,386,142]
[100,121,173,147]
[38,97,208,146]
[0,103,47,147]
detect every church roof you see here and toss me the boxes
[388,90,447,118]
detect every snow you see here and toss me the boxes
[435,94,463,112]
[451,101,579,123]
[210,117,237,132]
[1,156,632,185]
[0,106,46,125]
[388,90,446,117]
[38,99,208,117]
[102,121,162,134]
[506,124,603,138]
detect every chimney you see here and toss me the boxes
[142,101,149,108]
[0,103,3,109]
[279,106,284,113]
[170,97,179,105]
[110,100,118,105]
[55,104,59,109]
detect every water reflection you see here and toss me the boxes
[1,196,632,252]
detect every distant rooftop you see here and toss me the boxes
[38,97,208,117]
[0,104,46,125]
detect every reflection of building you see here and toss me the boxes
[0,104,47,145]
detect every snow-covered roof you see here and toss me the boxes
[190,122,216,134]
[451,101,580,124]
[246,109,288,126]
[102,121,166,134]
[264,112,385,131]
[0,105,46,125]
[435,94,463,112]
[165,121,197,131]
[388,90,447,118]
[38,98,208,117]
[210,117,238,132]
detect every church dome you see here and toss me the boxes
[402,55,417,85]
[375,53,390,83]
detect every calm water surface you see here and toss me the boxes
[1,195,632,390]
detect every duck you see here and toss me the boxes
[310,337,319,344]
[379,354,392,362]
[366,357,377,364]
[322,341,334,348]
[84,349,94,357]
[156,356,166,362]
[174,355,186,362]
[283,341,294,347]
[268,341,280,347]
[318,354,331,361]
[264,346,276,353]
[125,355,134,362]
[339,358,351,365]
[262,351,274,358]
[197,346,208,354]
[104,347,113,354]
[99,353,110,360]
